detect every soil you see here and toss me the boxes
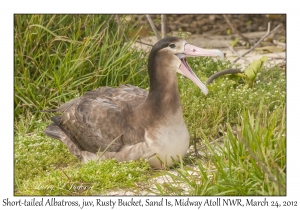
[131,14,286,69]
[133,14,286,36]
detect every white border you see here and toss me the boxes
[3,0,299,209]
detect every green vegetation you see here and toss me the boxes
[14,14,148,134]
[14,15,286,195]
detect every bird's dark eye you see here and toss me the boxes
[169,44,176,48]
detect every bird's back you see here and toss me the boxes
[44,85,148,160]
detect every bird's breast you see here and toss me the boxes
[144,113,190,169]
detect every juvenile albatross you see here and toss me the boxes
[44,37,223,169]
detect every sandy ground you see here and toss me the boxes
[132,31,286,68]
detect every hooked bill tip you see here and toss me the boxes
[215,50,224,60]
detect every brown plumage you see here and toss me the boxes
[44,37,223,169]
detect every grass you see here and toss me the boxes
[15,128,150,196]
[152,105,286,195]
[14,14,286,195]
[14,14,148,134]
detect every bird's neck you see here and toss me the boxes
[126,52,185,132]
[130,55,183,132]
[146,70,182,115]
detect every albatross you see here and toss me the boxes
[44,37,223,169]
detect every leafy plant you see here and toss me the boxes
[243,56,268,88]
[230,37,239,47]
[206,56,268,89]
